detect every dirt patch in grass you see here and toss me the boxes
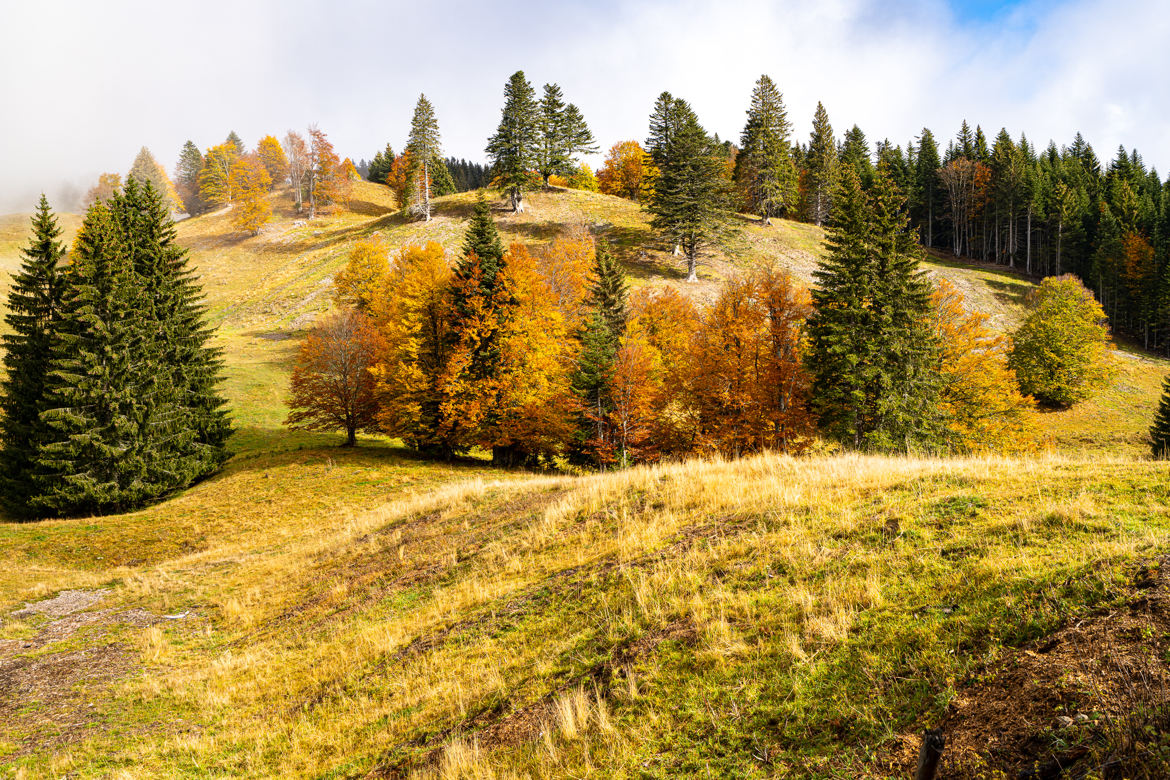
[884,558,1170,778]
[0,593,164,763]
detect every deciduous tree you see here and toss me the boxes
[286,309,385,446]
[198,143,238,208]
[334,237,390,313]
[257,135,289,190]
[228,154,273,235]
[597,141,647,201]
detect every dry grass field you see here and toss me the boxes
[2,185,1170,777]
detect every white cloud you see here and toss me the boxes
[0,0,1167,213]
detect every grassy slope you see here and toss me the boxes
[0,186,1168,776]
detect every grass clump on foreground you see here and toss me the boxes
[3,451,1170,777]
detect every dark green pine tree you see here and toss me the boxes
[536,83,570,186]
[114,177,232,483]
[644,96,731,282]
[486,71,539,213]
[225,131,245,155]
[29,180,231,517]
[913,128,942,248]
[367,143,395,184]
[805,101,837,226]
[805,166,943,452]
[0,196,68,515]
[840,124,874,189]
[734,74,796,225]
[31,201,152,515]
[175,141,205,215]
[1150,376,1170,458]
[570,242,630,465]
[405,94,444,221]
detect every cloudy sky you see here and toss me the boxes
[1,0,1167,213]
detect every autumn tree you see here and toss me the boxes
[307,125,350,217]
[286,308,385,447]
[228,154,273,235]
[387,151,412,207]
[257,135,289,190]
[691,267,813,456]
[930,279,1036,451]
[735,75,797,225]
[198,143,238,208]
[174,141,205,214]
[486,71,539,213]
[1009,274,1112,407]
[334,237,390,313]
[597,141,647,201]
[128,147,183,212]
[283,130,310,212]
[82,172,122,208]
[538,229,595,330]
[371,243,455,455]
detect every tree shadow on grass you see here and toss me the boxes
[985,278,1030,308]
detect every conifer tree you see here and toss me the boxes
[30,181,230,516]
[174,141,205,215]
[1150,376,1170,458]
[805,167,943,451]
[367,144,395,183]
[734,74,796,225]
[913,128,942,248]
[128,147,183,213]
[0,197,67,514]
[535,84,598,187]
[405,94,443,221]
[225,131,245,155]
[644,95,730,281]
[486,71,539,213]
[840,125,874,189]
[805,102,837,226]
[590,243,629,337]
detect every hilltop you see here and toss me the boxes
[1,184,1170,777]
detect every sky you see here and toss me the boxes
[0,0,1167,214]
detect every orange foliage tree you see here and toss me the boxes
[538,229,595,330]
[229,154,273,235]
[307,125,350,217]
[931,279,1036,451]
[691,268,814,456]
[597,141,647,201]
[257,135,289,190]
[387,151,412,207]
[625,285,702,455]
[285,308,386,446]
[370,242,456,454]
[82,172,122,208]
[334,237,390,313]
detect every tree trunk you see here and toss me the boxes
[344,427,356,447]
[1025,207,1032,275]
[686,250,698,282]
[673,243,681,257]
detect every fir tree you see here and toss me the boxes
[1151,376,1170,458]
[590,242,629,336]
[913,128,942,248]
[0,197,67,514]
[805,102,837,226]
[405,94,443,221]
[536,83,570,186]
[644,96,731,282]
[367,144,395,184]
[840,125,874,189]
[486,71,539,213]
[225,131,245,155]
[734,74,796,225]
[175,141,204,215]
[805,167,943,451]
[128,147,182,213]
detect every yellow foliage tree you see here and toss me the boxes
[257,135,289,190]
[334,237,390,313]
[931,278,1036,451]
[538,229,595,331]
[198,143,238,208]
[370,242,455,454]
[597,141,648,201]
[228,154,272,235]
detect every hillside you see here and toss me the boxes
[2,185,1170,777]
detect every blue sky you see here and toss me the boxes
[0,0,1167,212]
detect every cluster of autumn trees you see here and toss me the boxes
[287,165,1118,463]
[589,75,1170,356]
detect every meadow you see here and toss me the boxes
[1,183,1169,777]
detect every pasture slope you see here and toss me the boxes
[1,183,1169,778]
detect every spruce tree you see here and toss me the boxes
[405,94,443,221]
[644,96,731,282]
[590,242,629,336]
[734,74,796,225]
[128,147,182,213]
[806,102,837,226]
[486,71,539,213]
[174,141,205,215]
[225,131,245,155]
[840,125,874,189]
[805,166,943,452]
[536,83,570,186]
[367,144,395,184]
[0,197,67,514]
[1150,376,1170,458]
[913,128,942,248]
